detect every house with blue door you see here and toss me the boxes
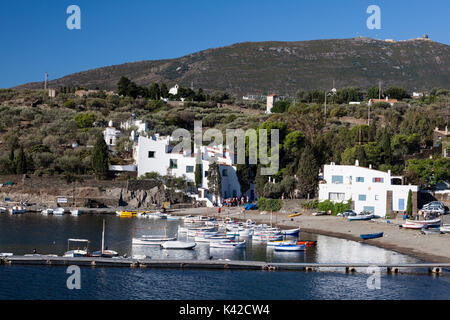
[318,161,419,217]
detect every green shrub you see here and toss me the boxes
[257,197,283,212]
[317,199,351,215]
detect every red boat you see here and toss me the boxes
[296,241,317,246]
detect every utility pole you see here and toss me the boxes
[44,72,48,90]
[378,81,382,100]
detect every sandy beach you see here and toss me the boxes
[173,207,450,263]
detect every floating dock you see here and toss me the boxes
[1,255,449,274]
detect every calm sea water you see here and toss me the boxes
[0,213,449,300]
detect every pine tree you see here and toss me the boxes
[381,129,392,165]
[207,160,222,201]
[15,147,27,174]
[296,146,319,199]
[406,190,413,218]
[354,145,367,167]
[195,163,202,187]
[92,135,109,179]
[8,148,15,174]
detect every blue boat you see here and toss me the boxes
[360,232,383,240]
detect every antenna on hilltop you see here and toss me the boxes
[44,72,48,90]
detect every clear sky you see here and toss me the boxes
[0,0,449,88]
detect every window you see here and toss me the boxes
[375,195,380,201]
[186,166,194,173]
[331,175,343,184]
[148,151,155,158]
[204,171,208,177]
[329,193,345,201]
[356,177,364,183]
[169,159,178,169]
[358,194,366,201]
[222,169,228,177]
[363,206,375,214]
[372,177,384,183]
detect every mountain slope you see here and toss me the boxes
[16,37,450,95]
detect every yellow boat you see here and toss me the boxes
[288,212,302,218]
[119,210,138,218]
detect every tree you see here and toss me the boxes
[236,164,252,195]
[385,86,409,100]
[117,76,132,96]
[149,83,161,100]
[160,83,169,99]
[207,160,222,202]
[15,147,27,174]
[406,189,413,218]
[296,146,319,199]
[74,113,96,128]
[367,86,380,99]
[380,129,392,165]
[271,99,291,113]
[92,135,109,179]
[195,163,202,187]
[354,145,367,167]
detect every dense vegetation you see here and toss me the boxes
[0,81,449,201]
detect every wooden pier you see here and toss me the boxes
[1,255,449,274]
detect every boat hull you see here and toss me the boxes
[360,232,384,240]
[274,244,305,252]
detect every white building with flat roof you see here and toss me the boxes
[134,134,251,206]
[266,94,278,114]
[103,120,122,150]
[318,161,419,217]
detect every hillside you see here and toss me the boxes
[15,37,450,96]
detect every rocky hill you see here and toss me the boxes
[15,37,450,96]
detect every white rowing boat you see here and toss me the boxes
[161,241,196,250]
[210,240,246,249]
[132,236,177,245]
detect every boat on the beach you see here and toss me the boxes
[210,240,246,249]
[440,224,450,233]
[360,232,384,240]
[401,218,441,229]
[0,207,6,214]
[63,238,90,257]
[420,227,442,235]
[161,241,196,250]
[274,244,305,252]
[348,213,374,221]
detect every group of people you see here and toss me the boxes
[222,196,250,208]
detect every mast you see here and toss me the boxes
[101,219,105,253]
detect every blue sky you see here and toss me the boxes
[0,0,449,88]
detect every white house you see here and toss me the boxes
[169,84,179,96]
[103,120,122,150]
[134,134,251,207]
[266,94,278,114]
[318,161,419,217]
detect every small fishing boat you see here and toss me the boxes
[226,228,253,237]
[63,239,90,257]
[70,209,81,216]
[166,215,180,220]
[9,205,25,215]
[41,208,53,215]
[266,239,297,247]
[0,207,6,214]
[420,227,442,235]
[210,240,246,249]
[401,218,441,229]
[274,244,306,252]
[281,228,300,236]
[132,236,177,245]
[296,240,317,246]
[348,214,374,221]
[440,224,450,233]
[118,210,137,218]
[53,208,65,216]
[288,212,302,218]
[91,220,119,257]
[360,232,384,240]
[252,233,283,242]
[0,252,13,257]
[161,241,196,250]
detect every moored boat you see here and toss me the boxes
[41,208,54,215]
[360,232,383,240]
[9,205,25,215]
[63,238,90,257]
[296,240,317,246]
[420,227,442,235]
[266,239,297,247]
[210,240,246,249]
[281,228,300,236]
[274,244,305,252]
[348,214,374,221]
[70,209,81,216]
[53,208,65,216]
[132,236,177,245]
[161,241,196,250]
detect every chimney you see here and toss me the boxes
[369,164,372,169]
[355,159,359,167]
